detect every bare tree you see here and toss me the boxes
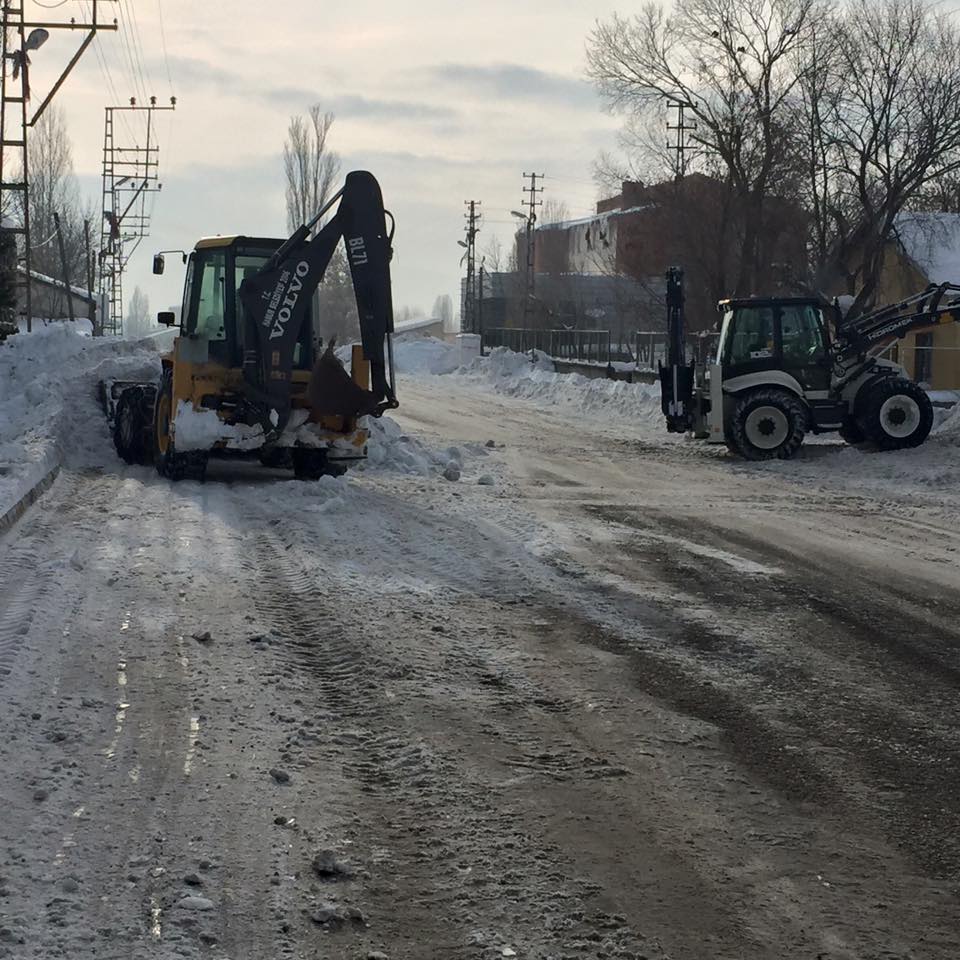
[0,232,16,329]
[587,0,825,293]
[282,107,359,342]
[800,0,960,313]
[126,285,150,339]
[283,106,341,232]
[431,294,453,327]
[540,199,570,225]
[17,106,90,286]
[483,235,504,271]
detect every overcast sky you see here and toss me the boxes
[27,1,622,320]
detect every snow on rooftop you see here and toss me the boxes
[896,212,960,285]
[536,205,650,233]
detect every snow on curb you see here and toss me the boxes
[0,460,60,538]
[0,323,173,519]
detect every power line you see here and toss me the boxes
[155,0,174,94]
[1,0,117,332]
[121,0,151,97]
[98,98,175,336]
[115,0,147,102]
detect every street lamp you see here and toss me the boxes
[25,28,49,51]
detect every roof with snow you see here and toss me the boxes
[15,266,95,304]
[896,212,960,285]
[536,206,649,233]
[395,315,444,334]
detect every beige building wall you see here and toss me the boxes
[870,247,960,390]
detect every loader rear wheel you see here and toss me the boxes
[858,377,932,450]
[113,387,154,465]
[729,388,807,461]
[292,448,345,481]
[154,374,208,482]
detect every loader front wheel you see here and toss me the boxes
[154,374,207,482]
[113,387,154,465]
[292,448,345,481]
[729,388,807,461]
[859,377,932,450]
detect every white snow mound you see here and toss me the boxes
[0,323,173,513]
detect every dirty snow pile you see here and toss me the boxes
[392,337,663,426]
[363,414,493,482]
[0,323,171,514]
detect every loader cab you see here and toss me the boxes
[179,236,314,370]
[716,297,832,391]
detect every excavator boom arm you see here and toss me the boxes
[238,170,397,432]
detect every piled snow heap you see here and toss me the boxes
[0,323,169,513]
[391,337,663,426]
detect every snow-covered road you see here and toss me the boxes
[0,349,959,959]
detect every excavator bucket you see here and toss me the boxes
[307,342,381,418]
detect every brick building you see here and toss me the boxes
[519,174,809,331]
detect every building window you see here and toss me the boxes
[915,331,933,385]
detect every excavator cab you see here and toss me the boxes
[110,170,398,482]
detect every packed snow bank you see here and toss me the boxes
[392,335,462,376]
[0,324,173,516]
[760,403,960,497]
[16,317,93,337]
[392,338,663,427]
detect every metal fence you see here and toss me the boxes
[482,327,612,365]
[633,330,720,370]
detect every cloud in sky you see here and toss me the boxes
[30,0,622,317]
[423,63,602,110]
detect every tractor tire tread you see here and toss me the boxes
[858,377,933,450]
[729,387,807,461]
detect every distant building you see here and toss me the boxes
[15,267,96,324]
[469,270,658,356]
[869,213,960,390]
[518,174,809,330]
[394,315,446,339]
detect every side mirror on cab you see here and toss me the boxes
[157,311,176,327]
[152,253,165,275]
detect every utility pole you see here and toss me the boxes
[0,0,117,333]
[477,256,485,347]
[462,200,481,333]
[666,101,697,181]
[99,95,175,337]
[521,171,544,343]
[53,210,74,323]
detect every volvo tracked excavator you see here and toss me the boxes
[105,170,398,481]
[659,267,960,460]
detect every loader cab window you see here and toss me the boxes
[186,249,227,342]
[780,304,827,364]
[180,256,195,333]
[723,306,775,365]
